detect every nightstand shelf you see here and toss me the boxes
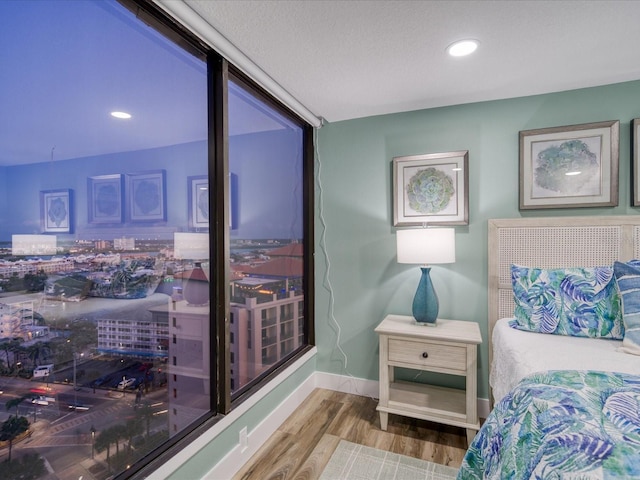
[376,314,482,444]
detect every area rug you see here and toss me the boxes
[319,439,459,480]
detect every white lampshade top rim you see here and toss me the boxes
[396,228,456,265]
[174,232,210,260]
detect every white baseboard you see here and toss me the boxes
[207,368,490,479]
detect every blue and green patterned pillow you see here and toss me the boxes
[511,264,623,339]
[613,260,640,355]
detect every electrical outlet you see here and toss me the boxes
[239,426,248,452]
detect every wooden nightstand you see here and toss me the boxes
[375,314,482,444]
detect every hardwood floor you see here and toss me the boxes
[232,388,469,480]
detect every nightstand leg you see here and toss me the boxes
[466,428,477,446]
[379,412,388,431]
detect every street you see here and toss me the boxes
[0,374,169,479]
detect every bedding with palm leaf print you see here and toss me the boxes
[458,370,640,479]
[511,265,624,339]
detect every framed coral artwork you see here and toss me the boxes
[41,189,73,233]
[87,174,123,224]
[126,170,166,223]
[519,120,619,209]
[188,175,209,231]
[393,151,469,226]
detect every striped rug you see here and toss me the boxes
[319,439,459,480]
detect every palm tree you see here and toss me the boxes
[0,416,29,462]
[6,396,27,417]
[136,403,154,438]
[95,426,117,471]
[111,423,127,455]
[124,418,142,454]
[26,341,51,369]
[1,338,23,373]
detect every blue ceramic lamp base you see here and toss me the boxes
[412,267,439,326]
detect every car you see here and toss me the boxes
[92,376,108,387]
[117,377,136,390]
[31,396,52,406]
[68,404,90,411]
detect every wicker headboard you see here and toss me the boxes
[488,216,640,369]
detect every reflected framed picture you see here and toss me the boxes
[188,175,209,231]
[126,170,166,222]
[41,189,73,233]
[633,118,640,206]
[393,151,469,226]
[519,120,619,209]
[88,174,123,224]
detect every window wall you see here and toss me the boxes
[0,1,313,478]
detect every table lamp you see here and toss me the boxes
[396,227,455,325]
[174,232,209,306]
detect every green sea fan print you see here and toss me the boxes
[534,139,599,193]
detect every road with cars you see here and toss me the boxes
[0,358,169,479]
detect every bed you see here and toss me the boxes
[458,216,640,479]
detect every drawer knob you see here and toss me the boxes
[421,352,429,359]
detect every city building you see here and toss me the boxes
[0,301,50,341]
[114,237,136,251]
[96,317,169,359]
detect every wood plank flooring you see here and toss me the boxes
[232,388,469,480]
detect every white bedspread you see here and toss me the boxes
[490,317,640,403]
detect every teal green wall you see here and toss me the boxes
[314,79,640,399]
[170,80,640,477]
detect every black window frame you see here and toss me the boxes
[114,1,315,477]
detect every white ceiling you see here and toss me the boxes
[186,0,640,123]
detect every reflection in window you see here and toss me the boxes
[0,0,208,477]
[228,79,305,395]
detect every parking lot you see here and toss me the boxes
[47,356,166,393]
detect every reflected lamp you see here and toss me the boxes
[12,234,57,256]
[174,232,209,306]
[396,228,455,325]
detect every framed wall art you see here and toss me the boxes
[41,189,73,233]
[188,175,209,231]
[633,118,640,206]
[393,151,469,226]
[519,120,619,209]
[126,170,166,222]
[88,174,123,224]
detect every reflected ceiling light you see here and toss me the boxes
[447,39,479,57]
[111,111,132,119]
[566,171,582,176]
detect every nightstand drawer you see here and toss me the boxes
[388,338,466,370]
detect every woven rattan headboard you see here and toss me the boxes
[487,216,640,369]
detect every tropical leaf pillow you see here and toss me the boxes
[511,264,623,339]
[613,260,640,355]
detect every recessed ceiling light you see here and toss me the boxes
[447,39,479,57]
[111,111,132,119]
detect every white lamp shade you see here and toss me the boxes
[12,234,57,255]
[396,228,455,265]
[174,232,209,260]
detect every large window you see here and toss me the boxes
[0,1,313,478]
